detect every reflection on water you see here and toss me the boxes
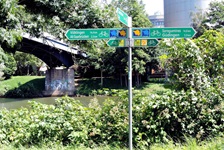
[0,96,110,110]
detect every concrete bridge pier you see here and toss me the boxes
[43,68,75,96]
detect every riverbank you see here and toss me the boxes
[0,76,171,98]
[0,76,45,97]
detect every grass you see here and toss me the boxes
[0,76,171,96]
[0,76,45,96]
[136,81,172,95]
[76,77,172,95]
[149,136,224,150]
[0,136,223,150]
[0,144,127,150]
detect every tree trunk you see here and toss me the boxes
[120,72,122,86]
[27,65,30,75]
[100,69,103,86]
[139,74,141,85]
[125,75,127,87]
[136,73,140,87]
[165,69,168,81]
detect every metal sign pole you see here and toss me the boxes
[128,16,133,150]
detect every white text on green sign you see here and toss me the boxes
[132,27,196,39]
[66,28,128,40]
[134,39,159,47]
[116,8,129,27]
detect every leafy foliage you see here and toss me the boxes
[204,0,224,30]
[133,89,223,147]
[2,53,17,80]
[161,30,224,91]
[0,96,96,146]
[194,30,224,83]
[14,52,43,75]
[0,0,23,51]
[0,90,223,147]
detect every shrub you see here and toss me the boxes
[0,90,223,148]
[93,95,129,146]
[133,88,223,147]
[0,96,98,147]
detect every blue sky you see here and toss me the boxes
[142,0,164,15]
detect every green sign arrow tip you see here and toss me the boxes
[107,39,126,47]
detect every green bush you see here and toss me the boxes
[133,88,223,147]
[0,90,223,148]
[0,96,98,147]
[94,95,129,146]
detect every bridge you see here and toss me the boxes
[20,33,86,96]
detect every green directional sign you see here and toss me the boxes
[150,27,196,38]
[107,39,126,47]
[134,39,159,47]
[116,8,130,27]
[132,27,196,39]
[66,28,128,40]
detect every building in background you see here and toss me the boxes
[164,0,219,27]
[148,12,164,27]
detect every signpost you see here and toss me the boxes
[132,27,196,39]
[150,27,196,38]
[65,8,196,150]
[66,28,128,40]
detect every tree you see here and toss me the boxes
[1,0,117,77]
[79,40,116,86]
[0,48,7,80]
[0,46,17,80]
[0,0,23,52]
[191,1,224,37]
[109,0,153,86]
[190,10,207,37]
[19,0,115,39]
[161,30,224,91]
[194,30,224,89]
[199,0,224,34]
[14,52,43,75]
[2,53,17,79]
[205,0,224,29]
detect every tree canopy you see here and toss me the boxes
[204,0,224,30]
[0,0,154,80]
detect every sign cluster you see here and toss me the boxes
[65,9,196,48]
[65,8,196,150]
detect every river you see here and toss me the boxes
[0,96,110,110]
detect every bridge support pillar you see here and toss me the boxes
[43,68,75,96]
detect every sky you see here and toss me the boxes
[142,0,164,15]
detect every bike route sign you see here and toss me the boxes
[107,39,126,47]
[134,39,159,47]
[66,28,128,40]
[132,27,196,39]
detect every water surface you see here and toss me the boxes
[0,96,110,110]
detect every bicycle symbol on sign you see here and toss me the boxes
[99,31,109,37]
[111,41,118,46]
[148,40,156,46]
[151,30,161,36]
